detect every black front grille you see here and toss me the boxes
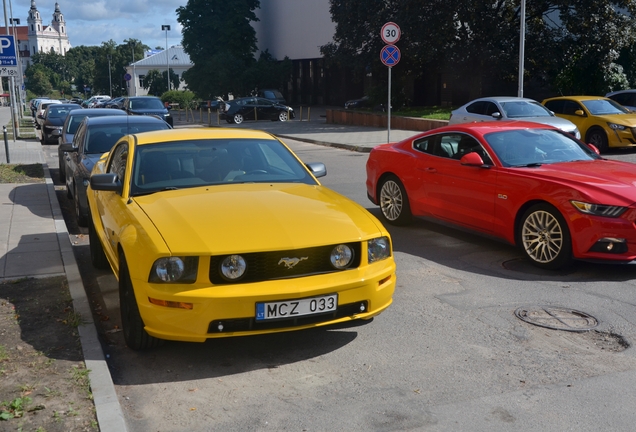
[208,301,368,333]
[209,243,361,285]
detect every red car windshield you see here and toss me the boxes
[484,128,599,167]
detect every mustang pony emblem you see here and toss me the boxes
[278,257,308,269]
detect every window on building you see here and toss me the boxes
[139,75,146,88]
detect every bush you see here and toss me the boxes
[161,90,196,110]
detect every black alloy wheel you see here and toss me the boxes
[586,127,609,153]
[74,183,87,227]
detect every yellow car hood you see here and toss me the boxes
[592,113,636,126]
[134,183,385,254]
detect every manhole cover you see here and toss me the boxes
[514,306,599,332]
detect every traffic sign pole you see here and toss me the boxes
[0,35,19,142]
[388,67,391,143]
[380,23,401,143]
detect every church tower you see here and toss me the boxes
[26,1,71,57]
[51,3,67,38]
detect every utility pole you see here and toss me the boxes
[162,25,170,92]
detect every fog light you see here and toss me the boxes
[217,322,224,332]
[220,255,247,280]
[331,244,353,269]
[359,303,366,312]
[589,238,628,254]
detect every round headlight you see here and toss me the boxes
[155,257,185,282]
[331,244,353,269]
[220,255,247,280]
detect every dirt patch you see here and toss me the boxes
[0,276,98,431]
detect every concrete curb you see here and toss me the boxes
[276,134,372,153]
[43,165,128,432]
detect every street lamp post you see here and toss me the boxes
[131,42,136,96]
[518,0,526,97]
[107,54,112,97]
[161,25,170,92]
[9,17,21,115]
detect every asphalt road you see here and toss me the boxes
[41,135,636,432]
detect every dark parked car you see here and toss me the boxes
[257,89,287,105]
[56,108,127,182]
[123,96,173,126]
[40,103,81,144]
[35,100,61,129]
[344,96,370,110]
[198,97,223,110]
[59,115,171,226]
[220,97,295,125]
[605,90,636,111]
[104,97,126,109]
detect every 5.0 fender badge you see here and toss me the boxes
[278,257,308,269]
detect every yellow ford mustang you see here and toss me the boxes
[87,128,396,350]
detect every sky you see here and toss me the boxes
[11,0,187,50]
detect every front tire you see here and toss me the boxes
[586,127,608,153]
[233,113,244,124]
[119,253,163,350]
[58,149,66,182]
[74,183,87,227]
[88,214,109,270]
[277,111,289,122]
[378,175,412,226]
[518,203,572,270]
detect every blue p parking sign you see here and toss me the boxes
[0,36,17,66]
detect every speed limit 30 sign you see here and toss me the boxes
[381,22,401,45]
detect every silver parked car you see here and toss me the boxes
[449,96,581,139]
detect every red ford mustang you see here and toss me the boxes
[366,121,636,269]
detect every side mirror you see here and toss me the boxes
[90,173,123,193]
[306,162,326,178]
[51,129,61,137]
[59,143,77,153]
[460,152,486,167]
[37,113,44,119]
[587,143,600,155]
[574,109,585,116]
[491,112,502,120]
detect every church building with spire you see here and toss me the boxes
[12,1,72,71]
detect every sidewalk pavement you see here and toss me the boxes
[0,105,424,432]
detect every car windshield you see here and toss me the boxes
[130,138,318,196]
[129,98,164,110]
[484,128,599,167]
[501,101,552,118]
[47,107,71,118]
[581,99,630,115]
[85,122,170,154]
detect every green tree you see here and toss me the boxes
[177,0,260,97]
[25,63,54,96]
[142,69,180,95]
[550,0,636,94]
[322,0,636,102]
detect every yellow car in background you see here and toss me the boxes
[87,128,396,350]
[542,96,636,153]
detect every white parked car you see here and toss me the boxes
[84,95,111,108]
[449,96,581,139]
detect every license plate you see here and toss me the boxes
[256,294,338,321]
